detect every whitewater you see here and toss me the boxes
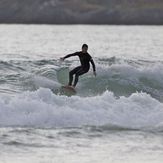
[0,25,163,163]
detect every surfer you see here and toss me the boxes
[60,44,96,88]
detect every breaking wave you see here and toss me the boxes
[0,57,163,130]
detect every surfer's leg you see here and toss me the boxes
[73,69,88,87]
[68,66,81,86]
[68,74,73,86]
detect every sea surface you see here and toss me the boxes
[0,25,163,163]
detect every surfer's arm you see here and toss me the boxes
[90,58,96,76]
[90,58,96,72]
[63,52,78,60]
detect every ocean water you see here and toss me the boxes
[0,25,163,163]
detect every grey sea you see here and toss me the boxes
[0,25,163,163]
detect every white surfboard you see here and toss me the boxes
[56,67,76,96]
[61,85,76,93]
[56,67,69,85]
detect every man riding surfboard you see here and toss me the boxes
[60,44,96,88]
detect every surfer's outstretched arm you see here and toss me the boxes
[90,58,96,76]
[61,52,78,61]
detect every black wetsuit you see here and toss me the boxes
[64,51,96,87]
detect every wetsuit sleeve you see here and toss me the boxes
[64,52,79,59]
[90,58,96,72]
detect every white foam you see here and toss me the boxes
[0,88,163,130]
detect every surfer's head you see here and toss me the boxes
[82,44,88,53]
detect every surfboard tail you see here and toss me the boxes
[62,85,76,93]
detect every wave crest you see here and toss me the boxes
[0,88,163,130]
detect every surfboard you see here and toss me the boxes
[55,85,76,96]
[62,85,76,93]
[56,67,69,85]
[55,67,77,96]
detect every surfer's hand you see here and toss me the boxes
[60,57,65,61]
[93,71,96,77]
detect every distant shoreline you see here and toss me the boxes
[0,0,163,25]
[0,23,163,25]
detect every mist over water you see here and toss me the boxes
[0,25,163,163]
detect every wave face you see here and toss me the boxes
[0,57,163,129]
